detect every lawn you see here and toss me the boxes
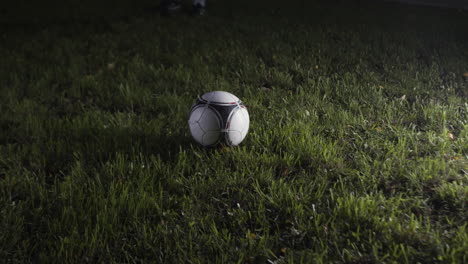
[0,0,467,263]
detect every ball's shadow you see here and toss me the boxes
[71,125,195,166]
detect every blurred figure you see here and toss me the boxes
[161,0,206,15]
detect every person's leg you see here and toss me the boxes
[192,0,206,15]
[193,0,206,7]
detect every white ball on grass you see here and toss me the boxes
[188,91,250,147]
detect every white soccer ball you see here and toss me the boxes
[188,91,250,147]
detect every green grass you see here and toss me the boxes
[1,0,467,263]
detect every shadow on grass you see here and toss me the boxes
[74,124,192,160]
[5,123,194,184]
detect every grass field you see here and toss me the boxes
[0,0,467,263]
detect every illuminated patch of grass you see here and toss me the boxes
[1,0,467,263]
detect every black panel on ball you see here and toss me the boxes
[210,104,237,129]
[193,99,240,129]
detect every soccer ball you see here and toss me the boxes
[188,91,250,147]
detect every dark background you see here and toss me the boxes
[389,0,468,9]
[1,0,467,24]
[0,0,158,23]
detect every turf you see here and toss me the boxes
[0,0,467,263]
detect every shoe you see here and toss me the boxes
[191,4,206,16]
[166,2,181,11]
[161,0,181,16]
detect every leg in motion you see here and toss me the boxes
[192,0,206,15]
